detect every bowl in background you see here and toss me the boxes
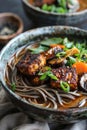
[0,13,23,44]
[22,0,87,27]
[0,26,87,124]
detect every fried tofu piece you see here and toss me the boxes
[51,67,78,90]
[16,51,46,75]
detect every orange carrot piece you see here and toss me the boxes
[72,61,87,75]
[50,44,65,49]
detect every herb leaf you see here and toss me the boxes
[75,42,87,62]
[56,7,67,13]
[58,0,67,9]
[40,37,63,47]
[63,38,73,49]
[67,56,76,66]
[11,83,16,91]
[29,45,48,54]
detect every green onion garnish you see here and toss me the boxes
[38,70,58,81]
[56,51,66,58]
[60,81,70,93]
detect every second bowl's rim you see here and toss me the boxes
[0,25,87,114]
[0,12,23,40]
[23,0,87,16]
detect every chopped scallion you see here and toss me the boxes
[60,81,70,93]
[38,70,58,81]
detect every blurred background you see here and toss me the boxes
[0,0,87,32]
[0,0,33,31]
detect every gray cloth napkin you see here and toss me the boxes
[0,87,87,130]
[0,88,49,130]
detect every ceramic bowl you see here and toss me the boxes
[0,13,23,44]
[0,26,87,124]
[22,0,87,27]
